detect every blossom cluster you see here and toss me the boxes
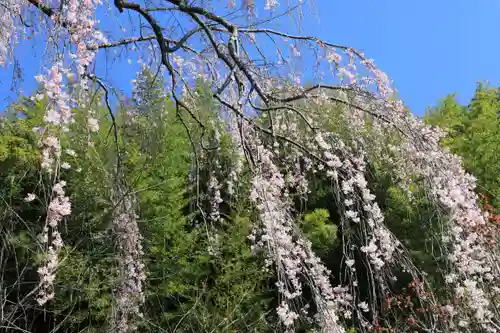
[37,181,71,305]
[113,200,147,333]
[32,0,105,308]
[0,0,21,66]
[316,133,400,271]
[208,172,223,222]
[325,66,500,330]
[36,65,73,130]
[246,130,349,332]
[52,0,106,75]
[33,62,75,306]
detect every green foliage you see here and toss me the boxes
[424,83,500,210]
[299,208,338,254]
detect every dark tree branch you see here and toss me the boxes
[26,0,55,17]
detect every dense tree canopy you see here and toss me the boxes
[425,83,500,213]
[0,1,499,333]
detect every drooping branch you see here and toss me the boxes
[26,0,56,18]
[109,174,145,333]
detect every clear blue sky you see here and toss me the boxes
[1,0,500,115]
[308,0,500,114]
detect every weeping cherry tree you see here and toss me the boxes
[0,0,499,332]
